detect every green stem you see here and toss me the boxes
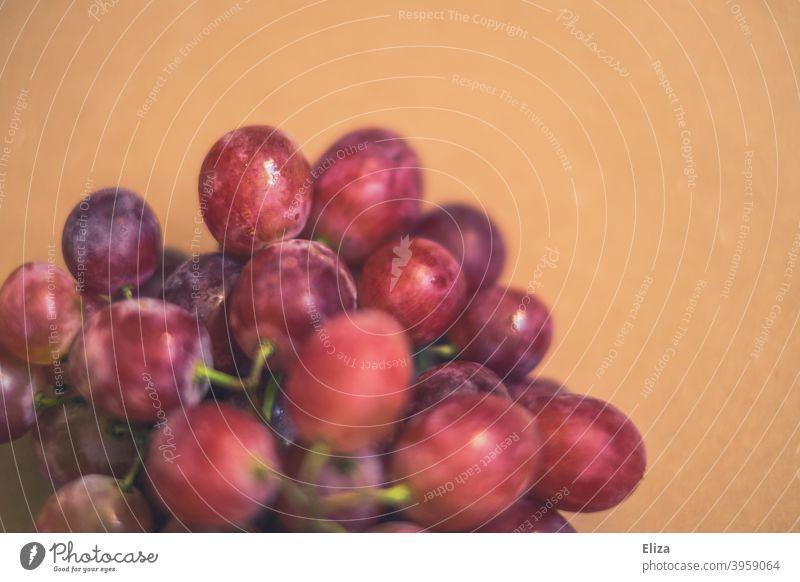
[246,340,275,388]
[312,235,334,249]
[261,375,281,422]
[194,340,275,391]
[120,286,134,300]
[119,456,143,493]
[320,483,412,513]
[429,343,457,359]
[34,393,84,410]
[299,442,331,483]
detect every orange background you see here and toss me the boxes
[1,0,799,532]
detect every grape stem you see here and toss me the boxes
[120,286,135,300]
[260,374,281,422]
[118,456,143,493]
[194,340,275,391]
[34,393,84,410]
[319,483,413,513]
[299,442,331,483]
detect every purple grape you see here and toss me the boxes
[0,262,85,365]
[477,499,575,533]
[408,360,509,418]
[35,474,153,532]
[279,447,385,532]
[229,239,357,370]
[507,377,568,415]
[0,347,47,443]
[162,252,247,374]
[358,237,467,345]
[199,125,312,256]
[137,247,189,298]
[449,286,553,380]
[32,401,139,485]
[62,188,162,294]
[68,299,211,422]
[146,403,281,527]
[304,128,423,266]
[415,204,506,294]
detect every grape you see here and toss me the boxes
[68,299,212,422]
[278,447,384,532]
[449,286,552,380]
[62,187,162,294]
[358,237,467,345]
[285,310,412,452]
[146,402,281,527]
[389,394,542,531]
[137,247,190,298]
[408,360,509,418]
[0,262,85,365]
[507,377,568,415]
[530,394,646,512]
[160,517,254,532]
[367,521,424,532]
[0,347,47,442]
[35,474,153,532]
[477,499,575,533]
[199,125,311,256]
[304,128,422,265]
[228,239,357,370]
[414,204,506,294]
[162,252,247,374]
[32,401,139,486]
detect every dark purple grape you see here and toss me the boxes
[68,299,211,422]
[507,377,568,415]
[449,286,552,380]
[304,128,422,266]
[199,125,311,256]
[137,247,189,298]
[477,499,575,533]
[279,447,385,532]
[146,403,281,527]
[0,262,85,364]
[35,474,153,532]
[62,188,162,294]
[408,361,509,418]
[162,252,247,374]
[32,401,139,485]
[531,394,646,512]
[229,239,357,370]
[415,204,506,294]
[286,310,412,453]
[358,237,467,345]
[389,394,542,531]
[0,347,47,442]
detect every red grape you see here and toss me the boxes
[229,239,357,370]
[68,299,211,422]
[367,521,424,532]
[278,447,384,532]
[389,394,542,531]
[477,498,575,532]
[531,394,646,512]
[508,377,568,415]
[305,128,422,265]
[32,401,139,485]
[162,252,247,374]
[0,347,47,442]
[62,187,162,294]
[137,247,190,298]
[146,402,281,527]
[408,360,509,418]
[35,474,153,532]
[414,204,506,294]
[0,262,85,365]
[285,310,412,452]
[199,125,311,256]
[449,286,553,380]
[358,237,467,345]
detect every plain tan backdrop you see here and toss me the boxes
[1,0,799,532]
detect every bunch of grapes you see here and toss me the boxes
[0,125,646,533]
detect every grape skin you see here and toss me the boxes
[358,237,467,345]
[0,347,47,443]
[0,262,85,365]
[199,126,311,256]
[62,188,162,294]
[68,299,212,422]
[477,499,575,533]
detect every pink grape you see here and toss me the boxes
[507,377,568,415]
[199,125,311,256]
[408,360,509,418]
